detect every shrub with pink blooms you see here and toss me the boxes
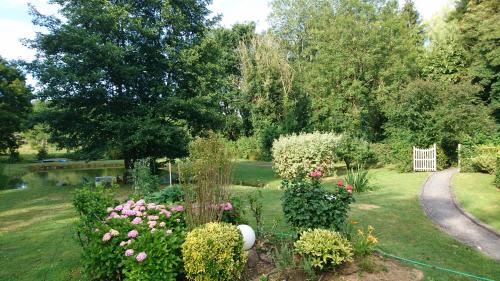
[281,168,354,230]
[74,190,186,281]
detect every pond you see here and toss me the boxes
[2,167,125,190]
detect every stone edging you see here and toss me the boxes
[449,173,500,239]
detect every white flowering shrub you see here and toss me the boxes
[272,132,341,179]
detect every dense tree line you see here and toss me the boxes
[1,0,497,168]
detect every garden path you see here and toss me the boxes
[420,168,500,261]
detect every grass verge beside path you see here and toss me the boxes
[452,172,500,232]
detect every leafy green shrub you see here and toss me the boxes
[272,242,296,278]
[436,145,449,170]
[248,190,264,234]
[37,147,48,160]
[227,136,263,160]
[132,158,160,196]
[294,229,353,270]
[146,185,184,203]
[182,222,247,281]
[282,177,354,230]
[345,167,370,192]
[460,144,500,173]
[76,198,186,281]
[73,184,117,241]
[336,134,376,169]
[387,137,413,172]
[471,145,500,174]
[370,143,391,165]
[221,195,246,225]
[495,158,500,188]
[272,132,341,179]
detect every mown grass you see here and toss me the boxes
[0,161,499,281]
[452,172,500,232]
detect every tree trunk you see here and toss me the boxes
[123,156,133,184]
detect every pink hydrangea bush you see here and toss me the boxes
[86,199,186,281]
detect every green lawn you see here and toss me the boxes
[0,161,499,281]
[452,172,500,232]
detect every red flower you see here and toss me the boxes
[346,185,353,193]
[337,180,343,187]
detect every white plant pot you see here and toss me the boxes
[237,224,256,250]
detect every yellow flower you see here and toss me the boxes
[357,229,364,236]
[367,235,378,244]
[368,225,374,232]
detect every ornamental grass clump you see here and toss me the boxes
[178,134,234,228]
[294,228,353,270]
[182,222,247,281]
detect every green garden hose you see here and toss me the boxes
[375,249,495,281]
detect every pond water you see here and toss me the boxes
[2,167,125,190]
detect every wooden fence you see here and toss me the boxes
[413,144,436,172]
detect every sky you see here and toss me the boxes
[0,0,454,63]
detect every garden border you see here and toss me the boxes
[449,175,500,239]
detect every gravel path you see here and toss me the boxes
[420,168,500,261]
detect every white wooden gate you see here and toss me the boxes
[413,144,436,172]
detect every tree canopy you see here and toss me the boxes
[22,0,499,167]
[28,0,221,166]
[0,57,32,155]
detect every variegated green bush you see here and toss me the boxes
[272,132,341,179]
[294,228,353,269]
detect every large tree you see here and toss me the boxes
[269,0,424,141]
[28,0,220,167]
[0,57,32,155]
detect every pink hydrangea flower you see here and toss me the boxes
[337,180,343,187]
[148,221,157,228]
[139,206,146,211]
[136,252,147,262]
[224,202,232,211]
[131,217,142,225]
[160,210,171,218]
[102,232,112,241]
[171,205,184,212]
[114,205,123,211]
[147,215,159,221]
[119,241,127,247]
[125,249,134,257]
[126,199,135,205]
[136,199,145,206]
[128,230,139,238]
[109,229,119,236]
[147,203,157,210]
[123,210,136,216]
[346,185,353,193]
